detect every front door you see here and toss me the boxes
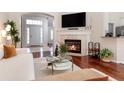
[21,14,54,48]
[28,25,43,46]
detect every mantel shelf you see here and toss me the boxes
[58,31,91,35]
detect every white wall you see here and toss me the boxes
[90,12,104,42]
[56,12,117,60]
[91,12,124,63]
[1,12,124,63]
[5,12,59,48]
[90,12,118,61]
[56,12,91,56]
[57,12,105,43]
[117,38,124,63]
[0,13,10,45]
[0,13,8,32]
[101,38,117,62]
[6,12,25,47]
[103,12,123,37]
[56,12,92,42]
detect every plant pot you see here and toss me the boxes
[101,57,111,62]
[60,53,66,58]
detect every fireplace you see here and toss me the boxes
[65,39,81,53]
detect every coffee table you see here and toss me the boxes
[46,56,74,75]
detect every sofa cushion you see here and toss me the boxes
[4,44,16,58]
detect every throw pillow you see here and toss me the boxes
[4,44,16,58]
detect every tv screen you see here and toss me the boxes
[62,12,86,28]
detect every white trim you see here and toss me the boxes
[111,60,117,63]
[115,60,124,64]
[110,60,124,64]
[56,30,91,56]
[58,30,91,35]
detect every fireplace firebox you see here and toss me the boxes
[65,39,81,53]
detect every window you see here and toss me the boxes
[50,29,53,40]
[27,27,30,44]
[26,19,43,25]
[40,27,43,43]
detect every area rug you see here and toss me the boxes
[33,58,81,80]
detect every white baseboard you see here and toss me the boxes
[111,60,117,63]
[67,53,86,56]
[111,60,124,64]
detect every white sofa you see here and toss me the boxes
[0,48,35,81]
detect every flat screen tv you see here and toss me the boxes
[62,12,86,28]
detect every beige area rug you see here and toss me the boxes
[34,58,81,80]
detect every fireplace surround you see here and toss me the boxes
[57,30,91,56]
[65,39,81,53]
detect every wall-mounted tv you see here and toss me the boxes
[62,12,86,28]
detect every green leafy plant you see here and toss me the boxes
[59,43,68,56]
[100,48,113,58]
[4,20,20,47]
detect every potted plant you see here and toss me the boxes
[59,43,68,57]
[4,20,20,47]
[99,48,113,62]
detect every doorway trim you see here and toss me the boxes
[21,13,54,48]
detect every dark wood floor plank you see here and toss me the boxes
[72,56,124,81]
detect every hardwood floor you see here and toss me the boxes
[72,56,124,81]
[32,51,52,58]
[32,51,124,81]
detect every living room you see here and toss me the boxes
[1,0,124,93]
[0,12,124,81]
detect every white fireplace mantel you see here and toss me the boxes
[56,30,91,56]
[57,30,91,35]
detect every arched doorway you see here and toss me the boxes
[21,13,54,51]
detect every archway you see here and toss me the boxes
[21,13,54,52]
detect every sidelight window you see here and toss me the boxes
[27,27,30,44]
